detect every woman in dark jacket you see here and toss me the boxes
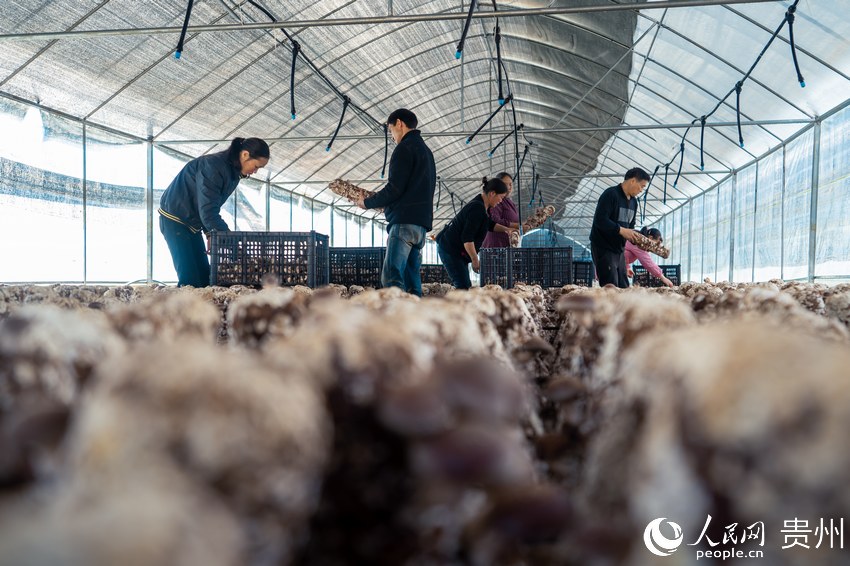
[158,137,270,287]
[436,177,516,289]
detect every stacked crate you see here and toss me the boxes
[210,231,329,288]
[632,264,681,287]
[329,247,385,288]
[480,247,573,289]
[572,261,595,287]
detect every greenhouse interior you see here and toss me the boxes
[2,1,850,565]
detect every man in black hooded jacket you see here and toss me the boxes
[357,108,436,296]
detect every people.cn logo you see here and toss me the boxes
[644,518,684,557]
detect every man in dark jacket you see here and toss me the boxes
[589,167,649,288]
[357,109,436,296]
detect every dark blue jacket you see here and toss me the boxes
[159,150,241,233]
[364,130,436,230]
[589,184,637,253]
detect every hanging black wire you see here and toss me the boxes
[663,164,669,205]
[326,96,350,152]
[450,193,458,215]
[673,136,688,188]
[380,123,389,178]
[640,165,661,224]
[174,0,195,59]
[488,123,522,157]
[517,143,530,173]
[656,0,803,192]
[455,0,478,59]
[466,94,512,144]
[735,81,744,148]
[435,177,443,209]
[498,59,523,229]
[785,4,806,87]
[289,40,300,120]
[491,1,504,104]
[528,165,537,206]
[698,115,706,171]
[534,172,540,206]
[242,0,383,133]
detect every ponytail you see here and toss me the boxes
[482,176,508,195]
[641,226,663,241]
[227,137,270,167]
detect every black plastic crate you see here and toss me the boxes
[480,248,510,288]
[513,247,573,287]
[572,261,595,287]
[633,264,681,287]
[210,231,329,288]
[481,247,573,288]
[329,247,385,287]
[420,263,452,285]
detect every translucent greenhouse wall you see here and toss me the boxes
[656,104,850,284]
[0,97,389,284]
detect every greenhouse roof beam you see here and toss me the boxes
[0,0,780,42]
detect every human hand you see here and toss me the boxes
[627,267,634,278]
[205,233,211,255]
[662,276,674,288]
[619,227,639,243]
[471,259,480,273]
[355,197,366,209]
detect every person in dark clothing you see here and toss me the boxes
[357,109,436,296]
[435,177,517,289]
[159,137,270,287]
[589,167,650,288]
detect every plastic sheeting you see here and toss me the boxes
[1,0,850,281]
[816,104,850,277]
[782,129,812,279]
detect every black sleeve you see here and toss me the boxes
[197,160,230,232]
[593,190,620,238]
[364,144,412,209]
[460,205,486,243]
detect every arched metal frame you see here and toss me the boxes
[0,0,849,282]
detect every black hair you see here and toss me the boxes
[496,171,513,181]
[387,108,418,130]
[640,226,663,241]
[625,167,651,182]
[227,137,270,167]
[481,176,508,195]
